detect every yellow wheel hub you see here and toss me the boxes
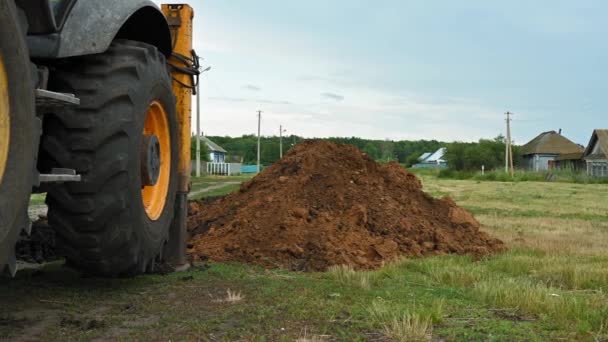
[0,56,9,183]
[141,101,171,221]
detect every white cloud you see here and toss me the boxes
[196,77,506,142]
[154,0,521,142]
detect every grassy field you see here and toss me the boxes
[4,174,608,341]
[413,167,608,184]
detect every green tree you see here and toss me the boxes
[205,135,459,166]
[379,140,395,161]
[190,136,209,161]
[405,153,422,167]
[363,142,380,159]
[444,135,521,171]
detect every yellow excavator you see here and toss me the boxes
[0,0,198,276]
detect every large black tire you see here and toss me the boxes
[0,1,36,271]
[42,40,178,276]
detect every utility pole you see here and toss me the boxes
[195,81,201,177]
[505,114,509,174]
[509,133,514,178]
[257,110,262,173]
[195,66,211,177]
[279,125,287,158]
[505,111,514,177]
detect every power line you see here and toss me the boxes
[195,66,210,177]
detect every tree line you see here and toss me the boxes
[200,135,445,166]
[443,135,522,171]
[195,134,520,171]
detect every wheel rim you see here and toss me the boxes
[141,101,171,220]
[0,55,9,183]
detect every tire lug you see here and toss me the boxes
[5,250,17,277]
[23,218,32,235]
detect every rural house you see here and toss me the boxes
[550,152,586,171]
[521,131,584,171]
[583,129,608,178]
[201,136,227,163]
[192,136,241,176]
[412,148,447,168]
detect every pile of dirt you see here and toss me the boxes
[187,141,504,271]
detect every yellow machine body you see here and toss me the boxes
[161,4,194,192]
[160,4,195,268]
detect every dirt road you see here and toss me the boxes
[188,181,241,199]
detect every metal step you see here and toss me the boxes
[35,89,80,109]
[39,168,81,183]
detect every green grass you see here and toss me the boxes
[196,184,242,198]
[434,168,608,184]
[3,173,608,340]
[29,193,46,206]
[191,174,255,185]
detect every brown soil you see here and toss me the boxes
[187,140,504,271]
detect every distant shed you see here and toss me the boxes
[583,129,608,177]
[412,148,447,169]
[418,152,432,162]
[521,131,584,171]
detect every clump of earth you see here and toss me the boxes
[187,140,504,271]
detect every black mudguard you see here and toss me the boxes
[27,0,172,59]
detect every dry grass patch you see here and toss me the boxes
[213,289,244,304]
[474,277,607,328]
[376,177,608,335]
[369,299,443,342]
[486,252,608,290]
[382,314,433,342]
[226,289,243,303]
[295,328,330,342]
[478,215,608,256]
[412,257,485,287]
[327,264,377,289]
[421,178,608,219]
[536,263,608,291]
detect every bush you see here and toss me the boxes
[190,136,210,161]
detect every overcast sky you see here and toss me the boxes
[155,1,607,145]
